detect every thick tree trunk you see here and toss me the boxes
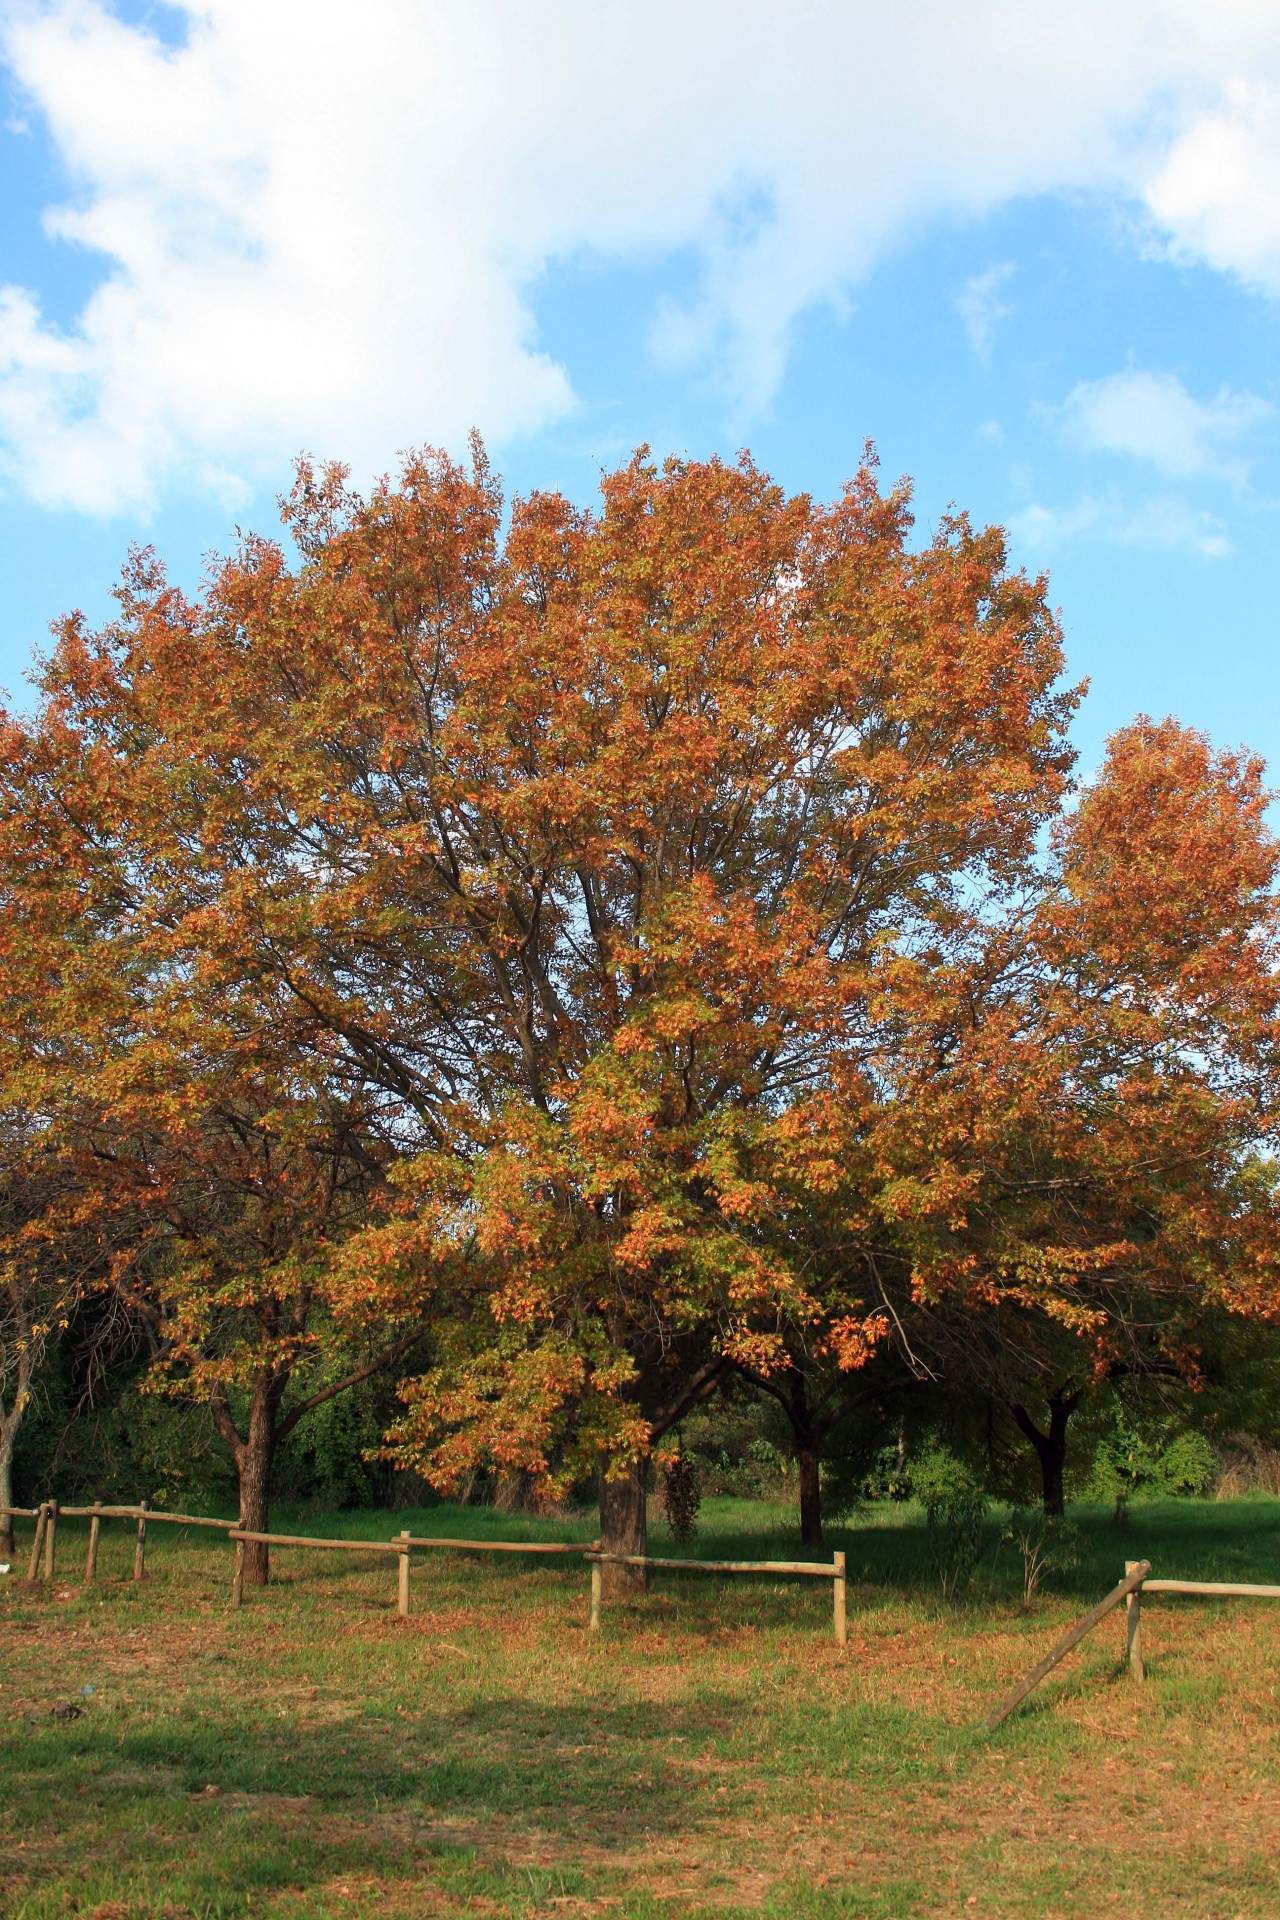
[1013,1390,1079,1518]
[0,1346,33,1562]
[235,1376,281,1586]
[782,1369,827,1550]
[797,1440,825,1551]
[599,1455,650,1598]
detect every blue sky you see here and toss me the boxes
[1,1,1277,783]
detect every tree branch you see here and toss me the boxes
[274,1325,427,1443]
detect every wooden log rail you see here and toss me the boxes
[225,1526,595,1616]
[59,1506,237,1529]
[228,1525,412,1613]
[4,1500,237,1584]
[982,1562,1280,1731]
[402,1535,586,1554]
[980,1562,1151,1733]
[1141,1579,1280,1597]
[587,1548,848,1644]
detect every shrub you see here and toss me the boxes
[1089,1415,1216,1519]
[1001,1507,1081,1602]
[912,1443,989,1600]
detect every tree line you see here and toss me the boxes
[2,444,1277,1592]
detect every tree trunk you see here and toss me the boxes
[782,1369,827,1550]
[0,1427,16,1561]
[1013,1390,1080,1518]
[797,1439,825,1551]
[0,1344,33,1562]
[599,1455,649,1598]
[494,1467,532,1512]
[236,1378,280,1586]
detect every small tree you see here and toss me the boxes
[0,689,426,1583]
[912,1443,989,1601]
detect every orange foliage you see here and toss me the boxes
[1,442,1276,1542]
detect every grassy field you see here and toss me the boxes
[3,1494,1279,1918]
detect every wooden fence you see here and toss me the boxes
[587,1549,848,1644]
[4,1503,849,1640]
[2,1501,236,1583]
[17,1507,1266,1677]
[980,1560,1280,1731]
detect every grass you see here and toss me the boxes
[3,1493,1279,1917]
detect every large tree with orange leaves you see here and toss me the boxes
[4,444,1276,1575]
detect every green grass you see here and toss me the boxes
[4,1494,1279,1917]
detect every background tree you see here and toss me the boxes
[0,1120,77,1558]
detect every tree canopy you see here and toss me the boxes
[2,443,1276,1577]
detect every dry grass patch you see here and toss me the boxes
[3,1497,1280,1917]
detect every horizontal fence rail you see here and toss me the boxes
[403,1535,586,1555]
[4,1504,849,1641]
[229,1528,404,1554]
[589,1553,837,1575]
[10,1506,1276,1684]
[229,1527,417,1612]
[4,1500,240,1584]
[587,1548,848,1643]
[60,1506,237,1529]
[1141,1579,1280,1598]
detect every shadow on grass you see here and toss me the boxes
[695,1493,1280,1604]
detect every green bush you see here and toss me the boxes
[1089,1415,1216,1519]
[911,1442,989,1600]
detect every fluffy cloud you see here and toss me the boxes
[2,0,1280,512]
[1058,370,1271,481]
[1011,490,1232,559]
[956,264,1015,362]
[1143,78,1280,296]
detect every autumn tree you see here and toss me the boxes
[796,715,1280,1518]
[0,1118,79,1557]
[16,444,1087,1583]
[15,441,1276,1576]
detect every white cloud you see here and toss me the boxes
[1009,498,1104,550]
[1143,78,1280,297]
[1011,489,1231,558]
[1117,494,1232,556]
[2,1,1280,511]
[956,263,1015,361]
[1057,369,1270,482]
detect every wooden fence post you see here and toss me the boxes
[26,1504,47,1582]
[85,1504,102,1581]
[397,1531,411,1618]
[589,1541,602,1632]
[231,1538,245,1609]
[43,1500,58,1581]
[133,1500,149,1582]
[1125,1560,1145,1681]
[833,1550,847,1646]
